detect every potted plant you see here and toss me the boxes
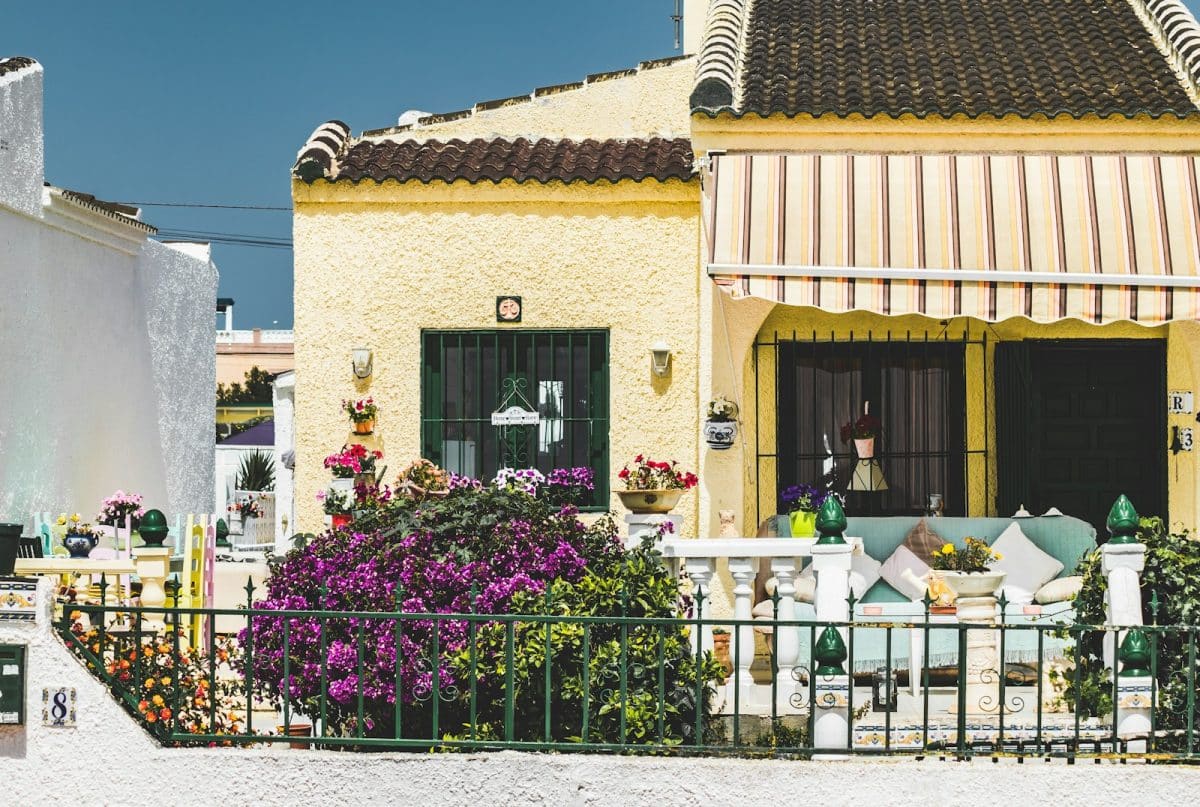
[396,458,450,500]
[702,395,739,450]
[318,488,352,530]
[235,450,275,494]
[780,483,839,538]
[96,490,145,532]
[343,397,378,435]
[325,444,382,491]
[930,538,1006,598]
[616,455,698,514]
[57,514,98,558]
[228,495,264,537]
[0,523,20,575]
[840,411,883,459]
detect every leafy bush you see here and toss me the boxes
[1064,516,1200,749]
[241,475,722,746]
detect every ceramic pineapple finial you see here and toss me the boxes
[815,495,847,546]
[1106,494,1140,545]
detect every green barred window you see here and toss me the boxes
[421,330,610,508]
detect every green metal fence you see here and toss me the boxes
[56,580,1200,760]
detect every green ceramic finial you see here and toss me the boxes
[139,509,170,548]
[1119,628,1152,677]
[815,495,847,546]
[215,518,231,548]
[814,626,847,676]
[1107,495,1140,545]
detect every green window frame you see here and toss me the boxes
[421,329,610,509]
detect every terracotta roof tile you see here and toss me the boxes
[704,0,1199,119]
[324,137,696,185]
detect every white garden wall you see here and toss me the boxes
[0,58,216,521]
[0,579,1192,805]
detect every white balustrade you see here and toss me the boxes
[656,537,852,714]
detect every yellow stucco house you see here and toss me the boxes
[293,0,1200,541]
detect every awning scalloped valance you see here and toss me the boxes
[704,152,1200,325]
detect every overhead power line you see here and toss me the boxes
[119,200,291,211]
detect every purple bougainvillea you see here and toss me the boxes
[239,472,614,737]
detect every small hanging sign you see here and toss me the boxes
[1169,390,1193,415]
[491,406,540,426]
[491,378,540,426]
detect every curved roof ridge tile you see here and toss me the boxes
[690,0,753,111]
[294,120,351,182]
[1138,0,1200,109]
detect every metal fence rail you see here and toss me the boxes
[54,584,1200,760]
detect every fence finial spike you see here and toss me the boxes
[1106,495,1140,545]
[814,626,847,675]
[1118,628,1152,677]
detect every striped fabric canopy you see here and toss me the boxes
[705,152,1200,324]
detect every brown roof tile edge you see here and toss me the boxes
[52,186,156,233]
[1142,0,1200,106]
[294,120,352,182]
[0,56,38,79]
[322,137,698,186]
[361,55,693,138]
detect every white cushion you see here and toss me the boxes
[990,522,1064,604]
[1035,575,1084,604]
[879,544,931,600]
[763,574,817,603]
[798,553,882,601]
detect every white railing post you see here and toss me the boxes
[683,557,715,657]
[770,557,800,712]
[1102,495,1146,671]
[624,513,681,549]
[727,556,757,703]
[810,497,852,758]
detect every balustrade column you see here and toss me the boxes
[683,557,715,657]
[727,556,757,703]
[1102,495,1147,670]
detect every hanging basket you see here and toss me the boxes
[703,419,738,450]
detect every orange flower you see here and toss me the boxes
[119,660,130,670]
[159,708,172,721]
[146,712,157,723]
[144,678,155,690]
[138,699,149,712]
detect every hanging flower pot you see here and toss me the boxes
[353,418,375,435]
[703,419,738,450]
[854,437,875,459]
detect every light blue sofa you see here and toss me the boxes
[758,514,1098,672]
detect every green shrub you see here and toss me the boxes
[236,449,275,492]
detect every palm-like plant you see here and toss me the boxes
[236,450,276,492]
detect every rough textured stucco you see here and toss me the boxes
[0,62,43,217]
[293,179,701,533]
[362,57,695,143]
[0,67,216,521]
[1,588,1196,807]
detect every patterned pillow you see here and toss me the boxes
[903,518,944,563]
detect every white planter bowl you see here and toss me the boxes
[938,570,1006,599]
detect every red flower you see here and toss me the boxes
[355,401,364,411]
[618,468,630,480]
[635,454,644,463]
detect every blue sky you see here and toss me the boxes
[3,1,678,328]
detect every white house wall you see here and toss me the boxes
[0,60,216,521]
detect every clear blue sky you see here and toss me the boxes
[3,1,679,328]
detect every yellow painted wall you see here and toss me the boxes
[292,178,702,533]
[361,57,694,144]
[703,303,1199,535]
[690,113,1200,154]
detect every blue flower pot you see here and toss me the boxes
[63,532,97,559]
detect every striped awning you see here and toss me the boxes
[705,153,1200,324]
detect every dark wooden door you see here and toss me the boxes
[1023,341,1165,534]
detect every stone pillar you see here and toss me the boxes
[1102,495,1146,670]
[624,514,681,549]
[727,556,757,703]
[1116,629,1154,756]
[132,546,171,633]
[957,594,1002,714]
[684,557,715,657]
[812,626,851,759]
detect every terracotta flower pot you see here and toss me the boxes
[617,489,685,515]
[353,419,375,435]
[277,722,312,750]
[854,437,876,459]
[711,633,734,679]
